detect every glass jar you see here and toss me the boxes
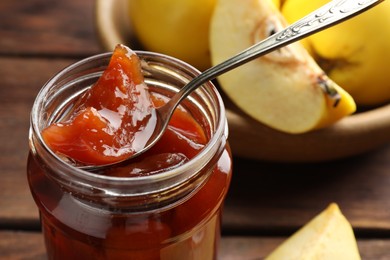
[27,51,232,260]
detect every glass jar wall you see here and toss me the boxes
[28,51,232,260]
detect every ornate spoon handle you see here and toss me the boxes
[82,0,385,171]
[277,0,383,41]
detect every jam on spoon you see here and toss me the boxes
[42,44,157,167]
[42,44,207,173]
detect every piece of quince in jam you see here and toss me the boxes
[42,44,155,166]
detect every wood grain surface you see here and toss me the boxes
[1,0,390,259]
[1,231,390,259]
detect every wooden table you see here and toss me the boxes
[1,0,390,259]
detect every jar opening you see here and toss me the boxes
[30,51,228,206]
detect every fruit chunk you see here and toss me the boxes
[210,0,356,133]
[42,44,155,165]
[281,0,390,106]
[265,203,361,260]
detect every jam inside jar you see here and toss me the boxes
[28,50,232,260]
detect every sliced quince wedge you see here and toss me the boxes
[265,203,361,260]
[210,0,356,133]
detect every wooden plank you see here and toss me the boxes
[0,231,46,260]
[0,0,101,57]
[219,236,390,260]
[0,57,76,225]
[222,145,390,235]
[1,231,389,259]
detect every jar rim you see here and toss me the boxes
[30,50,228,193]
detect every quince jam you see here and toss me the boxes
[42,44,206,170]
[27,45,232,259]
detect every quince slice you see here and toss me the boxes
[265,203,361,260]
[210,0,356,133]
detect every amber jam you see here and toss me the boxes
[28,50,232,259]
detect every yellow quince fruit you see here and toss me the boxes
[281,0,390,105]
[128,0,216,70]
[210,0,356,133]
[266,203,361,260]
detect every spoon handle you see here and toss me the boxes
[166,0,384,110]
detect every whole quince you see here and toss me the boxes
[128,0,216,70]
[281,0,390,106]
[128,0,280,70]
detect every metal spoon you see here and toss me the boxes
[81,0,384,171]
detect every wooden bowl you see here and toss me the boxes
[95,0,390,162]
